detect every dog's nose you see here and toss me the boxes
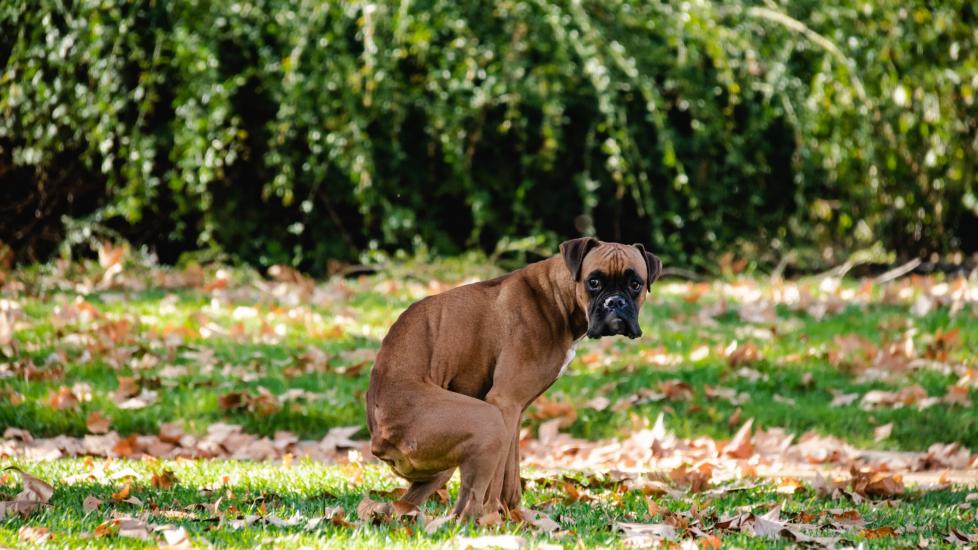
[604,295,627,310]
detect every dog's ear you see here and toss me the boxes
[560,237,599,281]
[633,243,662,290]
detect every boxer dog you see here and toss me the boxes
[366,238,662,518]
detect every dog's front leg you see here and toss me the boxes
[482,339,567,512]
[499,424,522,509]
[482,396,521,512]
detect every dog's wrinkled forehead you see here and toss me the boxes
[580,244,647,281]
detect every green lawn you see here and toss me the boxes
[1,256,977,547]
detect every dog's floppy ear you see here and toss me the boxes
[633,243,662,290]
[560,237,599,281]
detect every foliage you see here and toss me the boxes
[1,0,976,272]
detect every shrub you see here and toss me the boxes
[1,0,976,273]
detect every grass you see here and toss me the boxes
[1,256,977,546]
[1,459,976,548]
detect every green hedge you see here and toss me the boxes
[2,0,976,272]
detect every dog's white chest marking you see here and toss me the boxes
[558,339,582,377]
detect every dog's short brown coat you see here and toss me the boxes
[366,239,661,517]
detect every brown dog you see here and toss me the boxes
[366,238,662,517]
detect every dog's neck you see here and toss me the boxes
[536,256,589,341]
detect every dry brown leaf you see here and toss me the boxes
[18,526,53,543]
[582,396,610,411]
[946,527,978,544]
[113,435,139,457]
[392,500,424,523]
[117,389,158,410]
[514,507,560,532]
[944,385,972,407]
[528,395,577,428]
[47,386,79,410]
[726,341,762,367]
[2,427,32,442]
[861,384,929,409]
[723,418,754,459]
[829,390,859,407]
[152,469,178,489]
[83,495,102,512]
[356,497,393,524]
[657,379,694,401]
[159,422,185,444]
[615,521,678,543]
[158,525,191,548]
[453,535,527,549]
[873,422,894,442]
[477,510,503,527]
[266,513,303,527]
[537,418,562,446]
[775,477,803,495]
[669,464,712,493]
[0,467,55,518]
[112,482,131,502]
[117,517,151,539]
[94,519,119,537]
[114,376,140,401]
[828,509,865,528]
[424,515,453,534]
[850,467,905,499]
[861,526,899,539]
[86,411,112,434]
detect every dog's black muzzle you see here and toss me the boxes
[587,293,642,339]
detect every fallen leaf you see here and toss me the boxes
[850,467,905,499]
[453,535,527,549]
[946,527,978,544]
[582,396,610,411]
[114,376,140,402]
[117,389,158,410]
[751,506,785,538]
[514,507,560,532]
[356,497,393,524]
[158,525,191,547]
[47,386,79,410]
[425,515,453,534]
[726,341,762,367]
[478,510,503,527]
[152,469,178,489]
[117,517,151,540]
[874,422,893,442]
[0,467,55,518]
[18,526,53,543]
[393,500,425,524]
[537,418,562,445]
[112,482,131,501]
[669,464,712,493]
[159,422,185,444]
[86,411,112,434]
[266,513,303,527]
[861,526,899,539]
[615,522,678,544]
[83,495,102,512]
[723,418,754,458]
[775,478,803,495]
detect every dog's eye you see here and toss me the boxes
[629,279,643,292]
[587,278,601,291]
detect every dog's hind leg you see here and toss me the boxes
[373,382,509,520]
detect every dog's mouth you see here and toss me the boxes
[586,312,642,339]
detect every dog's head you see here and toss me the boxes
[560,237,662,339]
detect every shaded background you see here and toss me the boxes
[1,0,976,274]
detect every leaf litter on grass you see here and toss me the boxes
[3,257,978,545]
